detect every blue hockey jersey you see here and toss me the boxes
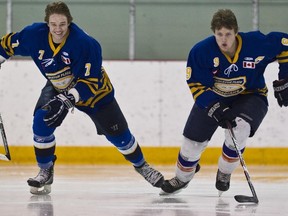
[186,31,288,109]
[0,22,114,109]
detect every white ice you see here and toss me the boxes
[0,165,287,216]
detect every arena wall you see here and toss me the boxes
[0,60,287,164]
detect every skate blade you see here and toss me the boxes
[218,190,224,197]
[30,185,51,195]
[159,188,184,196]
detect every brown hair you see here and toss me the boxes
[210,9,238,33]
[44,1,73,24]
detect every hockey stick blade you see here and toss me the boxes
[234,195,259,204]
[0,153,10,161]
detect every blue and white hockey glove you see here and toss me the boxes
[207,101,236,129]
[42,93,75,128]
[273,78,288,107]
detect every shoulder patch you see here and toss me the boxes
[186,67,192,80]
[281,38,288,46]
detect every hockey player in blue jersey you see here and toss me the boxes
[0,1,164,195]
[161,9,288,195]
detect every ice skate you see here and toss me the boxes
[27,156,56,195]
[160,163,200,195]
[135,162,164,188]
[215,169,231,197]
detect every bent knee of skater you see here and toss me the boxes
[225,117,250,149]
[180,137,208,161]
[234,117,250,141]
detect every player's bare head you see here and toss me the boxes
[44,1,73,24]
[211,9,238,34]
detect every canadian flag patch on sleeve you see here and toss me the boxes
[243,61,255,69]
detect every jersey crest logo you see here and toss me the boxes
[45,67,74,91]
[213,76,246,97]
[243,61,255,69]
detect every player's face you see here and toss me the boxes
[214,27,237,57]
[48,14,69,44]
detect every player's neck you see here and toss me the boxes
[53,42,60,48]
[226,37,238,58]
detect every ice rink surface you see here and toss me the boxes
[0,165,287,216]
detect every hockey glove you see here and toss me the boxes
[207,101,236,129]
[273,77,288,107]
[42,93,75,128]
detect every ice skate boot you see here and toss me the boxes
[160,163,200,195]
[135,162,164,188]
[215,169,231,197]
[27,156,56,195]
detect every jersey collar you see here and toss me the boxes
[48,30,69,57]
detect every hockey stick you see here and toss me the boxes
[226,121,258,204]
[0,113,11,161]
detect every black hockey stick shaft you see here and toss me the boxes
[226,121,258,203]
[0,114,11,161]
